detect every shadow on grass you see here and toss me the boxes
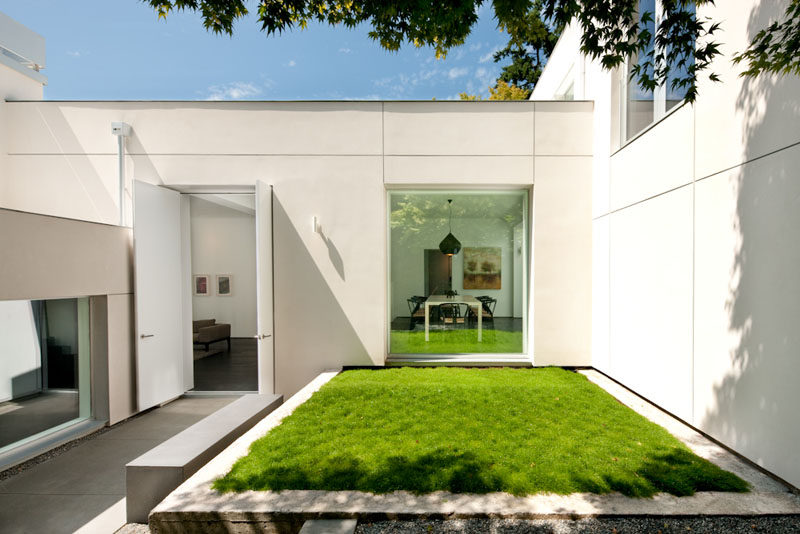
[572,449,748,498]
[214,446,747,498]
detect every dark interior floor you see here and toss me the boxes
[0,391,79,449]
[391,316,524,333]
[192,337,258,392]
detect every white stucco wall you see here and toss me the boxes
[585,0,800,488]
[0,100,594,397]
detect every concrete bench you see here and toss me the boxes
[125,393,283,523]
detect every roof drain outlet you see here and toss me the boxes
[111,122,131,226]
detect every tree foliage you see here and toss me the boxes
[144,0,799,102]
[459,80,531,100]
[733,0,800,78]
[493,0,562,92]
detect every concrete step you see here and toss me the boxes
[125,393,282,523]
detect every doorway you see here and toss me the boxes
[188,194,258,392]
[424,249,451,295]
[133,181,274,410]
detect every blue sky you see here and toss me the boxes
[0,1,510,100]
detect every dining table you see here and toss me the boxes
[424,294,482,342]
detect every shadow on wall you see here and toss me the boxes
[30,105,119,223]
[316,226,345,281]
[272,197,373,397]
[701,1,800,482]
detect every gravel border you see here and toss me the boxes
[356,516,800,534]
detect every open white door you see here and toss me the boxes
[255,181,275,394]
[133,181,185,410]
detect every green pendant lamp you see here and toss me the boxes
[439,199,461,256]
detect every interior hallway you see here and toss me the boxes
[0,395,238,534]
[192,337,258,391]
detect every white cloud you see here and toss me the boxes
[67,51,81,58]
[338,48,352,54]
[475,67,488,80]
[479,45,502,64]
[448,67,469,80]
[469,42,483,52]
[205,82,262,101]
[287,60,296,67]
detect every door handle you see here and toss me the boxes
[253,334,272,340]
[141,334,154,339]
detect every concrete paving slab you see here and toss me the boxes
[150,368,800,533]
[0,492,123,534]
[99,397,238,441]
[3,437,161,495]
[300,519,358,534]
[0,437,159,495]
[0,395,239,534]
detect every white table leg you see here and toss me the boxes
[424,302,430,342]
[478,303,482,342]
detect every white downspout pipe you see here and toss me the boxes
[111,122,131,226]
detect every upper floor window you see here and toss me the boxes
[623,0,695,143]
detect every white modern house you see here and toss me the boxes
[0,0,798,497]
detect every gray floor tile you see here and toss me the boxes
[0,438,159,495]
[0,493,123,534]
[0,395,239,533]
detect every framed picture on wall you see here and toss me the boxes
[216,274,232,296]
[463,247,502,289]
[193,274,210,296]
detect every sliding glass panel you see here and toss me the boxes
[389,190,527,355]
[0,297,91,452]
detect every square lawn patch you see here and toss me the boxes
[214,368,748,497]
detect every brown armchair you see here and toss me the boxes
[193,319,231,351]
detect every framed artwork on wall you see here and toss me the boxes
[193,274,210,296]
[463,247,502,289]
[216,274,232,296]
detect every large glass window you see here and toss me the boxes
[626,0,656,139]
[624,0,695,141]
[0,298,91,452]
[388,190,528,356]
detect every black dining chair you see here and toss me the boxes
[439,302,468,330]
[407,296,428,330]
[470,296,496,328]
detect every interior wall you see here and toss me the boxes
[44,299,78,356]
[0,300,41,402]
[390,215,517,319]
[189,196,257,338]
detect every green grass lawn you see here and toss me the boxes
[390,328,523,354]
[214,368,748,498]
